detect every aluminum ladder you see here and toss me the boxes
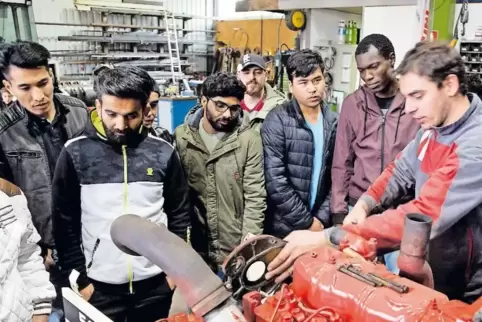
[163,11,182,94]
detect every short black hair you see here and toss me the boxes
[94,66,155,107]
[396,41,468,95]
[286,49,324,82]
[355,34,395,60]
[201,72,245,101]
[0,41,51,79]
[152,81,161,96]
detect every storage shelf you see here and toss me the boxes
[58,35,214,46]
[36,21,216,34]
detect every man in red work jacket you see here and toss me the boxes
[265,41,482,304]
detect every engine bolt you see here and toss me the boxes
[311,252,317,258]
[329,256,336,264]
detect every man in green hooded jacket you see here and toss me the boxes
[174,72,266,273]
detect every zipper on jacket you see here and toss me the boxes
[86,238,100,271]
[380,113,386,173]
[121,145,134,294]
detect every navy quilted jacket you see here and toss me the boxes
[261,99,338,238]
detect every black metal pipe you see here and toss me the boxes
[400,213,432,258]
[110,215,232,316]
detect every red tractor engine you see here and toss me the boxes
[163,244,482,322]
[110,214,482,322]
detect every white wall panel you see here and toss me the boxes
[361,5,418,68]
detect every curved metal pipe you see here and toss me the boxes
[397,213,434,288]
[110,215,232,317]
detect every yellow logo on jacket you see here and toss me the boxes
[146,168,154,176]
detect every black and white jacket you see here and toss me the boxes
[52,110,190,290]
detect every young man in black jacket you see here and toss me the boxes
[52,66,190,322]
[261,49,338,238]
[0,41,88,320]
[0,41,88,254]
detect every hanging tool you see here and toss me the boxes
[450,0,469,48]
[163,10,182,95]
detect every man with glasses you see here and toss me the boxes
[174,72,266,274]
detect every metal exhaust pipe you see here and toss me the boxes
[397,213,434,288]
[109,214,233,317]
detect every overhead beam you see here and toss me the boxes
[278,0,418,10]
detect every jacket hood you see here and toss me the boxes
[89,109,107,139]
[353,85,406,142]
[183,104,251,134]
[253,83,286,121]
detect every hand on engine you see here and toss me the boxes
[265,230,327,284]
[343,202,369,225]
[309,217,324,231]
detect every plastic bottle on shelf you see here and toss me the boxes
[338,20,346,45]
[352,21,358,44]
[345,21,352,44]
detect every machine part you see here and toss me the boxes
[338,231,377,261]
[338,265,377,287]
[285,10,307,32]
[397,213,434,289]
[110,215,232,317]
[367,272,408,294]
[222,235,287,300]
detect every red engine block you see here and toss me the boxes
[159,246,482,322]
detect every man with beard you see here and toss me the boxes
[174,72,266,273]
[331,34,419,272]
[261,49,338,238]
[52,66,190,321]
[237,54,285,131]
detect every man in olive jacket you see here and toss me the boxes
[174,72,266,273]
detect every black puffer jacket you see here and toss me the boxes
[261,99,338,238]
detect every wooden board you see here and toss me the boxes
[215,19,297,56]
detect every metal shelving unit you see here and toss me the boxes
[460,40,482,75]
[36,4,216,82]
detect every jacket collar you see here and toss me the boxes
[436,93,480,136]
[355,86,406,115]
[287,98,337,127]
[253,83,285,121]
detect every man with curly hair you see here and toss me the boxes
[174,72,266,274]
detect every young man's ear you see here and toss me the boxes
[389,52,396,68]
[201,96,208,109]
[288,81,293,94]
[95,99,102,112]
[2,79,11,93]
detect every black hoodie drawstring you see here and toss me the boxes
[363,88,368,136]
